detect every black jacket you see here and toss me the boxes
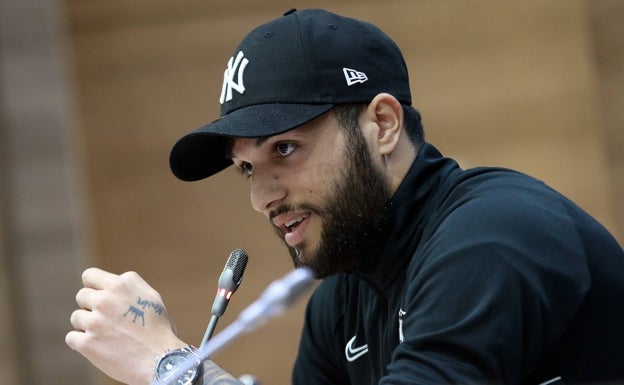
[292,143,624,384]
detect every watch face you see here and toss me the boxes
[157,350,199,385]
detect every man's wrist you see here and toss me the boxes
[153,345,202,385]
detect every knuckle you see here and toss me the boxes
[90,291,110,310]
[120,270,140,281]
[108,275,128,293]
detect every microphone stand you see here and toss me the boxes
[198,267,314,358]
[200,315,218,348]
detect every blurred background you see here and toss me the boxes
[1,0,623,384]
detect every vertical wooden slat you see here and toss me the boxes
[587,0,624,242]
[0,0,93,384]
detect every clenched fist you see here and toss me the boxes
[66,267,187,385]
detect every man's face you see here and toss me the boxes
[230,109,391,278]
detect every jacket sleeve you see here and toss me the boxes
[381,186,591,384]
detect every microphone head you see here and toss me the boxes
[226,248,248,286]
[213,249,249,317]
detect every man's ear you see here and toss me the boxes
[365,93,403,156]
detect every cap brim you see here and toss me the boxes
[169,103,334,181]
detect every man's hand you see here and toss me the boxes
[66,267,187,385]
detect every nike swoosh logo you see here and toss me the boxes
[345,335,368,362]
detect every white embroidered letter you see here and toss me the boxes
[220,51,250,104]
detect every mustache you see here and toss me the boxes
[268,202,324,222]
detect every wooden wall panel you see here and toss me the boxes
[588,0,624,241]
[0,0,93,384]
[65,1,622,384]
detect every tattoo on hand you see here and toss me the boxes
[137,296,165,315]
[123,297,164,326]
[123,305,145,326]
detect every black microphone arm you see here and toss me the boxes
[200,249,249,348]
[153,267,315,385]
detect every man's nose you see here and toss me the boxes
[250,169,285,215]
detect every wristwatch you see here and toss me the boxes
[153,345,202,385]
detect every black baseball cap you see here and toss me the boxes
[169,8,412,181]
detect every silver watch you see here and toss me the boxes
[154,345,202,385]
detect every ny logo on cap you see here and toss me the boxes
[220,51,249,104]
[343,68,368,86]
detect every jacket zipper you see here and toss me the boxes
[398,308,406,343]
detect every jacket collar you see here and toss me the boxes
[349,143,461,294]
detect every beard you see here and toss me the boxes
[271,127,392,278]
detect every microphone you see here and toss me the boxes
[200,249,248,348]
[199,267,315,358]
[155,267,315,385]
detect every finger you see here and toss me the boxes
[65,329,85,352]
[65,328,95,356]
[82,267,119,290]
[70,308,92,332]
[75,287,99,310]
[119,271,160,298]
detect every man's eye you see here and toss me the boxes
[276,143,296,157]
[238,162,253,177]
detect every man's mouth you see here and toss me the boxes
[285,214,309,232]
[272,211,312,246]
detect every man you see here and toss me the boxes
[66,8,624,385]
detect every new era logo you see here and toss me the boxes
[343,68,368,86]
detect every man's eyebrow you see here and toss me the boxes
[254,135,271,147]
[225,134,272,159]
